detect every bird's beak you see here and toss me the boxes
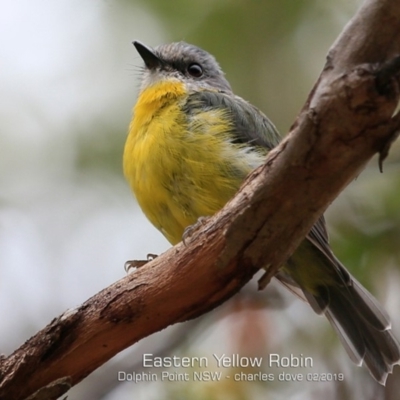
[133,41,163,70]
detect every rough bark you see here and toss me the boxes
[2,0,400,399]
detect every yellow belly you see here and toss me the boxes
[123,81,266,244]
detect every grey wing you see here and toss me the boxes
[184,90,281,149]
[276,215,332,302]
[277,213,351,310]
[308,215,329,247]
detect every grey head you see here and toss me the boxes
[134,41,232,92]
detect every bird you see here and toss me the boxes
[123,40,400,384]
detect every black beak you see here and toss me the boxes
[133,41,163,70]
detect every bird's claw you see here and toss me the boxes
[124,253,158,274]
[182,216,208,245]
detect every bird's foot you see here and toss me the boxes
[182,216,208,245]
[124,253,158,274]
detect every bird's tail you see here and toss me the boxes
[278,266,400,384]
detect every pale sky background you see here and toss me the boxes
[0,0,169,351]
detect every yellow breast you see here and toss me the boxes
[123,80,265,244]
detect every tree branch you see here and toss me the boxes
[2,0,400,398]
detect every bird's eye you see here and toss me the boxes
[187,63,203,77]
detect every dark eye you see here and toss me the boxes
[187,63,203,77]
